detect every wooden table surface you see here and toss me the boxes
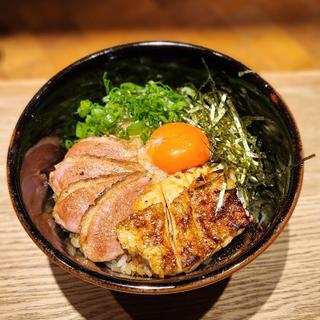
[0,72,319,319]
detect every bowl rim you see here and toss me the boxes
[7,40,304,294]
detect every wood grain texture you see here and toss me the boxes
[0,72,320,319]
[0,0,320,78]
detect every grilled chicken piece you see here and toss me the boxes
[65,136,139,161]
[190,172,250,254]
[165,188,209,272]
[163,168,250,273]
[116,166,251,276]
[117,184,179,277]
[49,156,144,195]
[53,174,129,233]
[80,173,151,262]
[160,168,218,272]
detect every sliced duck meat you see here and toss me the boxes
[53,174,129,233]
[20,136,64,216]
[49,156,145,195]
[80,173,151,262]
[21,173,49,217]
[21,136,63,177]
[65,136,139,161]
[117,184,179,277]
[34,212,65,252]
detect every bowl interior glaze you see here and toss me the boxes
[7,41,303,294]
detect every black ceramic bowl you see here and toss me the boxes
[7,41,303,294]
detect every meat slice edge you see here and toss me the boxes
[65,136,139,161]
[53,174,130,233]
[49,156,145,195]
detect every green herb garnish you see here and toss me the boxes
[70,74,189,145]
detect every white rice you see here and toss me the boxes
[105,254,153,277]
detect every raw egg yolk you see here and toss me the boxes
[146,122,211,174]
